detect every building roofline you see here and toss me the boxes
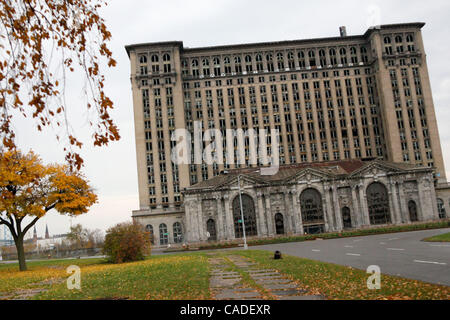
[124,22,425,57]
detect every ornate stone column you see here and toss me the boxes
[264,193,274,236]
[291,190,303,234]
[351,185,361,228]
[359,184,370,226]
[215,195,225,240]
[283,191,293,234]
[197,197,206,241]
[398,182,409,223]
[389,181,402,224]
[324,186,335,232]
[332,186,343,231]
[256,191,268,236]
[224,194,235,239]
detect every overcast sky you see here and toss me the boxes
[7,0,450,239]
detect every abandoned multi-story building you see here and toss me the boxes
[126,22,449,246]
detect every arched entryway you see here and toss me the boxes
[366,183,391,225]
[341,207,352,229]
[300,188,325,234]
[232,194,258,238]
[408,200,418,222]
[206,219,217,241]
[275,213,285,235]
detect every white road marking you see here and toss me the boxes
[414,260,447,266]
[346,253,361,256]
[379,242,387,245]
[312,249,321,252]
[344,245,354,248]
[388,238,400,241]
[430,244,450,248]
[387,248,405,251]
[353,239,363,242]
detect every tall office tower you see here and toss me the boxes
[126,23,447,243]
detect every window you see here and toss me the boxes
[173,222,183,243]
[437,199,446,219]
[159,223,168,245]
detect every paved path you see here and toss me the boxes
[251,228,450,286]
[208,254,324,300]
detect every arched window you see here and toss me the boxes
[308,50,316,67]
[163,53,171,61]
[173,222,183,243]
[202,58,209,66]
[339,48,347,64]
[224,56,231,64]
[232,194,258,238]
[191,59,199,67]
[275,213,285,235]
[234,56,241,64]
[300,188,325,234]
[213,57,220,65]
[319,49,327,66]
[151,54,159,63]
[329,48,337,65]
[395,35,403,43]
[146,224,154,245]
[298,51,305,68]
[256,54,263,62]
[437,199,446,219]
[159,223,168,245]
[408,200,418,222]
[384,36,392,44]
[406,34,414,42]
[367,183,391,225]
[341,207,352,229]
[206,219,217,241]
[139,55,147,64]
[245,55,252,63]
[360,47,368,63]
[277,52,284,69]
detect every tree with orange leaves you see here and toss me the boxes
[0,0,119,170]
[0,150,97,271]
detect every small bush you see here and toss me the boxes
[103,222,151,263]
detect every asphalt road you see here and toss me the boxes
[252,228,450,286]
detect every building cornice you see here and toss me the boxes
[125,23,426,58]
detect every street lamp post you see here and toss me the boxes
[237,174,248,250]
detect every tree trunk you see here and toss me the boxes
[15,235,27,272]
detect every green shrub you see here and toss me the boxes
[103,222,151,263]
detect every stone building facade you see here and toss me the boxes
[182,160,445,243]
[126,22,450,246]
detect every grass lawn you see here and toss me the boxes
[423,232,450,242]
[0,254,211,300]
[1,250,449,300]
[233,250,450,300]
